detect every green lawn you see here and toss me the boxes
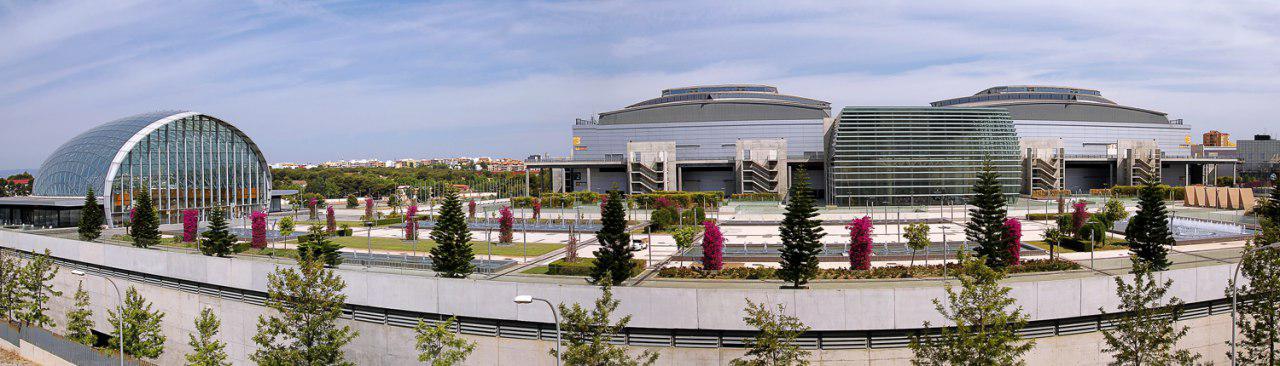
[1026,238,1128,253]
[521,266,551,275]
[323,236,562,257]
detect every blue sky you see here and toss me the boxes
[2,0,1279,170]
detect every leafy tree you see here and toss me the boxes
[414,317,476,366]
[109,287,166,359]
[65,282,97,346]
[1124,179,1173,271]
[200,208,236,257]
[672,226,699,253]
[1226,240,1280,364]
[1097,198,1129,231]
[346,194,359,209]
[564,233,580,263]
[904,223,931,268]
[965,160,1013,268]
[0,251,18,320]
[131,189,161,248]
[186,308,230,366]
[251,260,358,365]
[1100,258,1201,365]
[278,216,295,236]
[731,300,811,366]
[777,166,825,288]
[430,188,476,278]
[909,254,1034,365]
[702,220,724,271]
[298,225,343,267]
[78,187,103,241]
[591,190,634,286]
[847,216,873,270]
[17,249,60,328]
[388,194,402,215]
[555,283,659,365]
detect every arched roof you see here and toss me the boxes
[33,111,267,197]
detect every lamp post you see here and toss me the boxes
[1230,242,1280,366]
[514,295,561,366]
[71,269,124,366]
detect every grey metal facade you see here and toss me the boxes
[572,119,826,161]
[1238,138,1280,174]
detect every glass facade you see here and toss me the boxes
[826,107,1021,205]
[33,111,270,226]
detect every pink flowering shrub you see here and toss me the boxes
[308,198,318,219]
[701,220,724,270]
[532,198,542,220]
[498,206,514,243]
[364,197,374,220]
[847,216,874,270]
[1071,201,1089,234]
[405,205,418,240]
[468,200,476,219]
[251,211,268,249]
[181,209,198,242]
[1004,217,1022,265]
[326,206,337,233]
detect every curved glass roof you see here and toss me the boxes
[34,111,190,197]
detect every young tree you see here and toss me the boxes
[498,206,514,244]
[555,283,659,365]
[182,209,199,243]
[1226,240,1280,364]
[388,194,402,215]
[0,251,18,321]
[65,282,97,346]
[414,317,476,366]
[131,189,161,248]
[78,187,103,241]
[185,308,230,366]
[1097,198,1129,231]
[1124,179,1173,271]
[1100,259,1201,365]
[251,260,358,365]
[564,232,580,262]
[298,225,343,267]
[326,206,337,234]
[200,208,236,257]
[591,190,635,286]
[109,287,166,359]
[909,254,1034,365]
[278,216,295,237]
[965,160,1013,268]
[847,216,873,270]
[777,166,825,289]
[346,194,359,209]
[731,300,811,366]
[17,249,61,328]
[430,188,476,278]
[702,220,724,271]
[904,223,931,268]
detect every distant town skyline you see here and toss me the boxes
[3,1,1279,170]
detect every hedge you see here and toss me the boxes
[630,191,723,208]
[1027,213,1069,221]
[546,258,646,277]
[513,192,604,208]
[1030,189,1071,199]
[656,258,1082,279]
[730,192,780,201]
[1092,185,1185,200]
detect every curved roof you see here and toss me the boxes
[930,85,1169,124]
[33,111,266,197]
[600,84,831,125]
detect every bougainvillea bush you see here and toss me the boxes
[532,198,542,220]
[468,200,476,219]
[308,198,318,220]
[405,205,418,240]
[1004,217,1022,265]
[251,211,268,249]
[1071,201,1089,234]
[498,206,514,243]
[181,209,198,242]
[326,206,337,234]
[701,220,724,270]
[847,216,874,270]
[658,258,1082,279]
[364,197,374,220]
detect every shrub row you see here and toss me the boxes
[1026,213,1069,221]
[1091,185,1186,200]
[546,258,646,277]
[730,192,781,201]
[656,259,1082,279]
[630,191,723,208]
[512,192,604,208]
[1029,189,1071,199]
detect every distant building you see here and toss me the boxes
[1238,135,1280,176]
[1203,130,1234,147]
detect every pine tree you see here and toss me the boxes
[298,225,342,267]
[430,188,475,278]
[17,249,60,328]
[555,283,659,365]
[200,208,236,257]
[185,308,230,366]
[731,300,811,366]
[1227,239,1280,364]
[131,189,161,248]
[1100,258,1201,365]
[414,317,476,366]
[78,187,103,241]
[965,160,1013,268]
[65,282,97,346]
[1124,179,1173,271]
[251,260,358,365]
[591,190,634,286]
[777,166,825,288]
[109,287,166,359]
[909,254,1034,365]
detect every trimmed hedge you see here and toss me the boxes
[1091,185,1185,200]
[730,192,780,201]
[546,258,646,277]
[1027,213,1069,221]
[631,191,723,208]
[657,258,1082,279]
[512,192,603,208]
[1030,189,1071,199]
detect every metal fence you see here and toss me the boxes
[0,321,151,366]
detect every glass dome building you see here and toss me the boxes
[31,111,271,226]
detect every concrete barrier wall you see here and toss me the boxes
[0,230,1245,332]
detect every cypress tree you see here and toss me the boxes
[1125,179,1173,271]
[298,225,342,267]
[131,189,161,248]
[965,160,1013,268]
[430,188,476,278]
[78,187,103,241]
[200,208,236,257]
[777,166,825,289]
[590,190,633,286]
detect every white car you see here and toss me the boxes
[630,239,647,251]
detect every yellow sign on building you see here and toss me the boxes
[572,136,581,145]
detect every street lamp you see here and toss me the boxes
[1230,242,1280,366]
[514,295,561,366]
[70,269,124,366]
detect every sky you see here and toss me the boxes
[1,0,1279,170]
